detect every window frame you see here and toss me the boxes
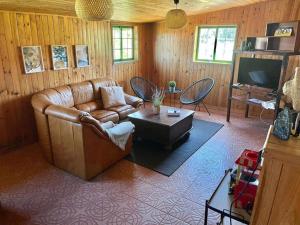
[112,25,135,63]
[194,25,237,64]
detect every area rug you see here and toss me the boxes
[126,119,224,176]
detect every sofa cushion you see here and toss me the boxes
[75,101,100,113]
[100,86,126,109]
[54,86,75,107]
[90,78,118,99]
[32,86,75,113]
[70,81,94,105]
[108,105,137,120]
[90,110,119,123]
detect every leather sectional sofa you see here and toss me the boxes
[31,78,143,179]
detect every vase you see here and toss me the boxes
[153,105,160,115]
[169,86,175,93]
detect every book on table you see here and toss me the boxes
[167,108,180,117]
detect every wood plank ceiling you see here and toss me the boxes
[0,0,266,22]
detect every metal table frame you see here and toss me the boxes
[204,169,250,225]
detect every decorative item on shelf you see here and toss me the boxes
[283,67,300,137]
[274,27,293,37]
[255,37,268,50]
[21,46,45,74]
[165,0,187,29]
[168,80,176,92]
[51,45,68,70]
[273,107,292,140]
[247,42,254,51]
[240,40,247,50]
[75,45,90,68]
[75,0,113,21]
[152,88,165,115]
[244,37,257,51]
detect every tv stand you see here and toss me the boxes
[227,50,300,122]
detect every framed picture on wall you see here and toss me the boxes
[75,45,90,68]
[21,46,45,74]
[51,45,69,70]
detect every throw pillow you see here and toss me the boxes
[100,86,126,109]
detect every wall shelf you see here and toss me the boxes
[246,21,300,52]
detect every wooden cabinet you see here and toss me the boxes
[250,126,300,225]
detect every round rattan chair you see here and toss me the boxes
[180,78,215,115]
[130,76,157,103]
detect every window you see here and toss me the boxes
[112,26,134,62]
[195,26,237,63]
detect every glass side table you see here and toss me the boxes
[204,169,251,225]
[164,88,182,107]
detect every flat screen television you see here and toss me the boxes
[237,58,282,90]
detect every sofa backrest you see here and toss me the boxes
[70,81,94,105]
[90,78,118,99]
[69,81,100,112]
[31,86,75,113]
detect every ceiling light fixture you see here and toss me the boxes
[165,0,188,29]
[75,0,113,21]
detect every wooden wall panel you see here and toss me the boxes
[151,0,300,112]
[0,11,152,150]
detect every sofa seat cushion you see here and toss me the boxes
[75,101,100,113]
[90,110,119,123]
[108,105,137,120]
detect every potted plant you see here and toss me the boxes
[152,88,165,115]
[168,80,176,92]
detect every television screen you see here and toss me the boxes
[237,58,282,90]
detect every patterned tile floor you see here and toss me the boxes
[0,106,270,225]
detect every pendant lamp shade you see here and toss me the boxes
[75,0,113,21]
[166,9,187,29]
[166,0,187,29]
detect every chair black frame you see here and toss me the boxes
[180,78,215,115]
[130,76,157,103]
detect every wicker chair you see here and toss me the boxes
[130,76,157,103]
[180,78,215,115]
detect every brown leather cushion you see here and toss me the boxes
[70,81,94,105]
[90,110,119,123]
[32,86,75,112]
[108,105,137,120]
[54,86,75,107]
[75,101,100,113]
[90,78,118,99]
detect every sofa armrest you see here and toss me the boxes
[32,94,53,113]
[45,105,86,123]
[124,93,143,108]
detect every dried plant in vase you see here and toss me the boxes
[152,87,165,115]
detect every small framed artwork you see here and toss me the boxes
[274,27,293,37]
[75,45,90,68]
[51,45,69,70]
[21,46,45,74]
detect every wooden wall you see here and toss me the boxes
[2,0,300,149]
[0,11,152,150]
[151,0,300,110]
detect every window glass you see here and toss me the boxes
[195,26,237,63]
[112,26,134,62]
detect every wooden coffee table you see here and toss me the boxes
[128,105,195,149]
